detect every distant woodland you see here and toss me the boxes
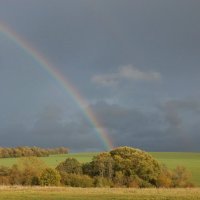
[0,146,68,158]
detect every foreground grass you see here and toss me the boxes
[0,186,200,200]
[1,152,200,185]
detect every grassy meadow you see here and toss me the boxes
[0,187,200,200]
[0,152,200,186]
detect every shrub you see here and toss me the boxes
[9,164,22,185]
[113,172,151,188]
[93,176,113,187]
[60,172,94,187]
[156,165,172,188]
[113,171,126,187]
[171,166,193,187]
[0,166,11,185]
[40,168,61,186]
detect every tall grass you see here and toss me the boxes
[0,186,200,200]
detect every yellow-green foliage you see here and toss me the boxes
[84,147,162,187]
[40,168,61,186]
[0,146,68,158]
[56,158,82,174]
[60,172,94,187]
[9,157,47,185]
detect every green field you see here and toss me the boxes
[0,187,200,200]
[0,152,200,185]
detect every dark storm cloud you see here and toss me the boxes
[161,100,200,128]
[0,105,103,151]
[88,101,200,151]
[1,1,200,74]
[28,106,106,151]
[0,1,200,151]
[1,99,200,151]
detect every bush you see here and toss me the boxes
[113,172,152,188]
[94,176,113,187]
[0,166,11,185]
[126,176,141,188]
[156,165,172,188]
[60,172,94,187]
[40,168,61,186]
[171,166,193,187]
[9,164,22,185]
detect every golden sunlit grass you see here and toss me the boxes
[0,186,200,200]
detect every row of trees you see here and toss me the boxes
[0,147,193,187]
[0,146,68,158]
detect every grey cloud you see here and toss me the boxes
[87,101,200,151]
[92,65,161,86]
[163,100,200,112]
[27,106,104,151]
[1,100,200,151]
[161,99,200,128]
[0,105,103,151]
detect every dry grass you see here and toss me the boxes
[0,186,200,200]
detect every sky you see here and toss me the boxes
[0,0,200,152]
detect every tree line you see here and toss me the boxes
[0,146,194,188]
[0,146,68,158]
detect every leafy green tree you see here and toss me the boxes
[110,146,161,186]
[40,168,61,186]
[87,152,114,178]
[56,158,82,174]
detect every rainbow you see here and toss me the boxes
[0,22,113,150]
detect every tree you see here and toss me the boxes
[85,152,114,179]
[56,158,82,174]
[110,146,161,186]
[40,168,61,186]
[83,146,162,187]
[0,146,69,158]
[17,157,47,185]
